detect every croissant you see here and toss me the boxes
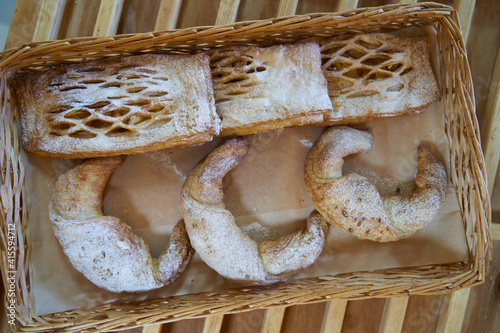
[49,156,193,293]
[181,138,329,284]
[304,126,447,242]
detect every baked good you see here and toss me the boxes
[318,34,440,123]
[181,138,329,284]
[11,53,220,158]
[209,42,332,136]
[304,126,447,242]
[49,156,193,293]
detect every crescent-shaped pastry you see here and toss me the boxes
[49,156,194,293]
[181,138,329,284]
[304,126,447,242]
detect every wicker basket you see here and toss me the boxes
[0,2,491,332]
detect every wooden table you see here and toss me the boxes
[3,0,499,332]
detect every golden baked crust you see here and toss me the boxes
[11,53,220,158]
[181,138,328,284]
[209,42,332,136]
[49,156,194,293]
[304,126,447,242]
[317,34,440,123]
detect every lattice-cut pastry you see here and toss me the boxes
[209,42,332,136]
[318,34,440,123]
[10,53,220,158]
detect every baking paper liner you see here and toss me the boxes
[25,102,468,316]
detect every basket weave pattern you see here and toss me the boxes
[0,3,491,332]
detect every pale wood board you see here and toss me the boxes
[320,300,348,333]
[57,0,100,39]
[436,288,472,333]
[277,0,299,17]
[378,297,409,333]
[202,314,224,333]
[461,241,500,333]
[155,0,183,31]
[262,307,286,333]
[453,0,476,40]
[215,0,240,25]
[337,0,359,12]
[32,0,66,42]
[480,44,500,194]
[141,323,162,333]
[93,0,124,37]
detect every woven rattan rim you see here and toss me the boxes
[0,2,492,332]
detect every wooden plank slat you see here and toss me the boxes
[5,0,41,49]
[57,0,101,39]
[453,0,477,41]
[337,0,359,12]
[202,314,224,333]
[142,323,162,333]
[262,307,286,333]
[492,223,500,241]
[342,298,386,333]
[436,288,472,333]
[155,0,183,31]
[320,299,348,333]
[277,0,299,17]
[378,297,409,333]
[215,0,241,26]
[32,0,67,42]
[480,44,500,194]
[93,0,124,37]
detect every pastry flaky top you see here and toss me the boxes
[9,34,441,159]
[11,53,220,158]
[209,42,333,136]
[317,33,440,123]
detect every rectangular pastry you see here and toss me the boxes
[209,42,333,136]
[318,33,440,123]
[10,53,220,158]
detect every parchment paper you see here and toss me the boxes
[26,102,468,316]
[24,27,468,316]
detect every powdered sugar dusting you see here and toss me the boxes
[210,42,331,134]
[12,53,219,158]
[319,34,439,122]
[181,139,327,284]
[49,157,193,292]
[239,221,272,243]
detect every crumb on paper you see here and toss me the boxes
[299,136,314,148]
